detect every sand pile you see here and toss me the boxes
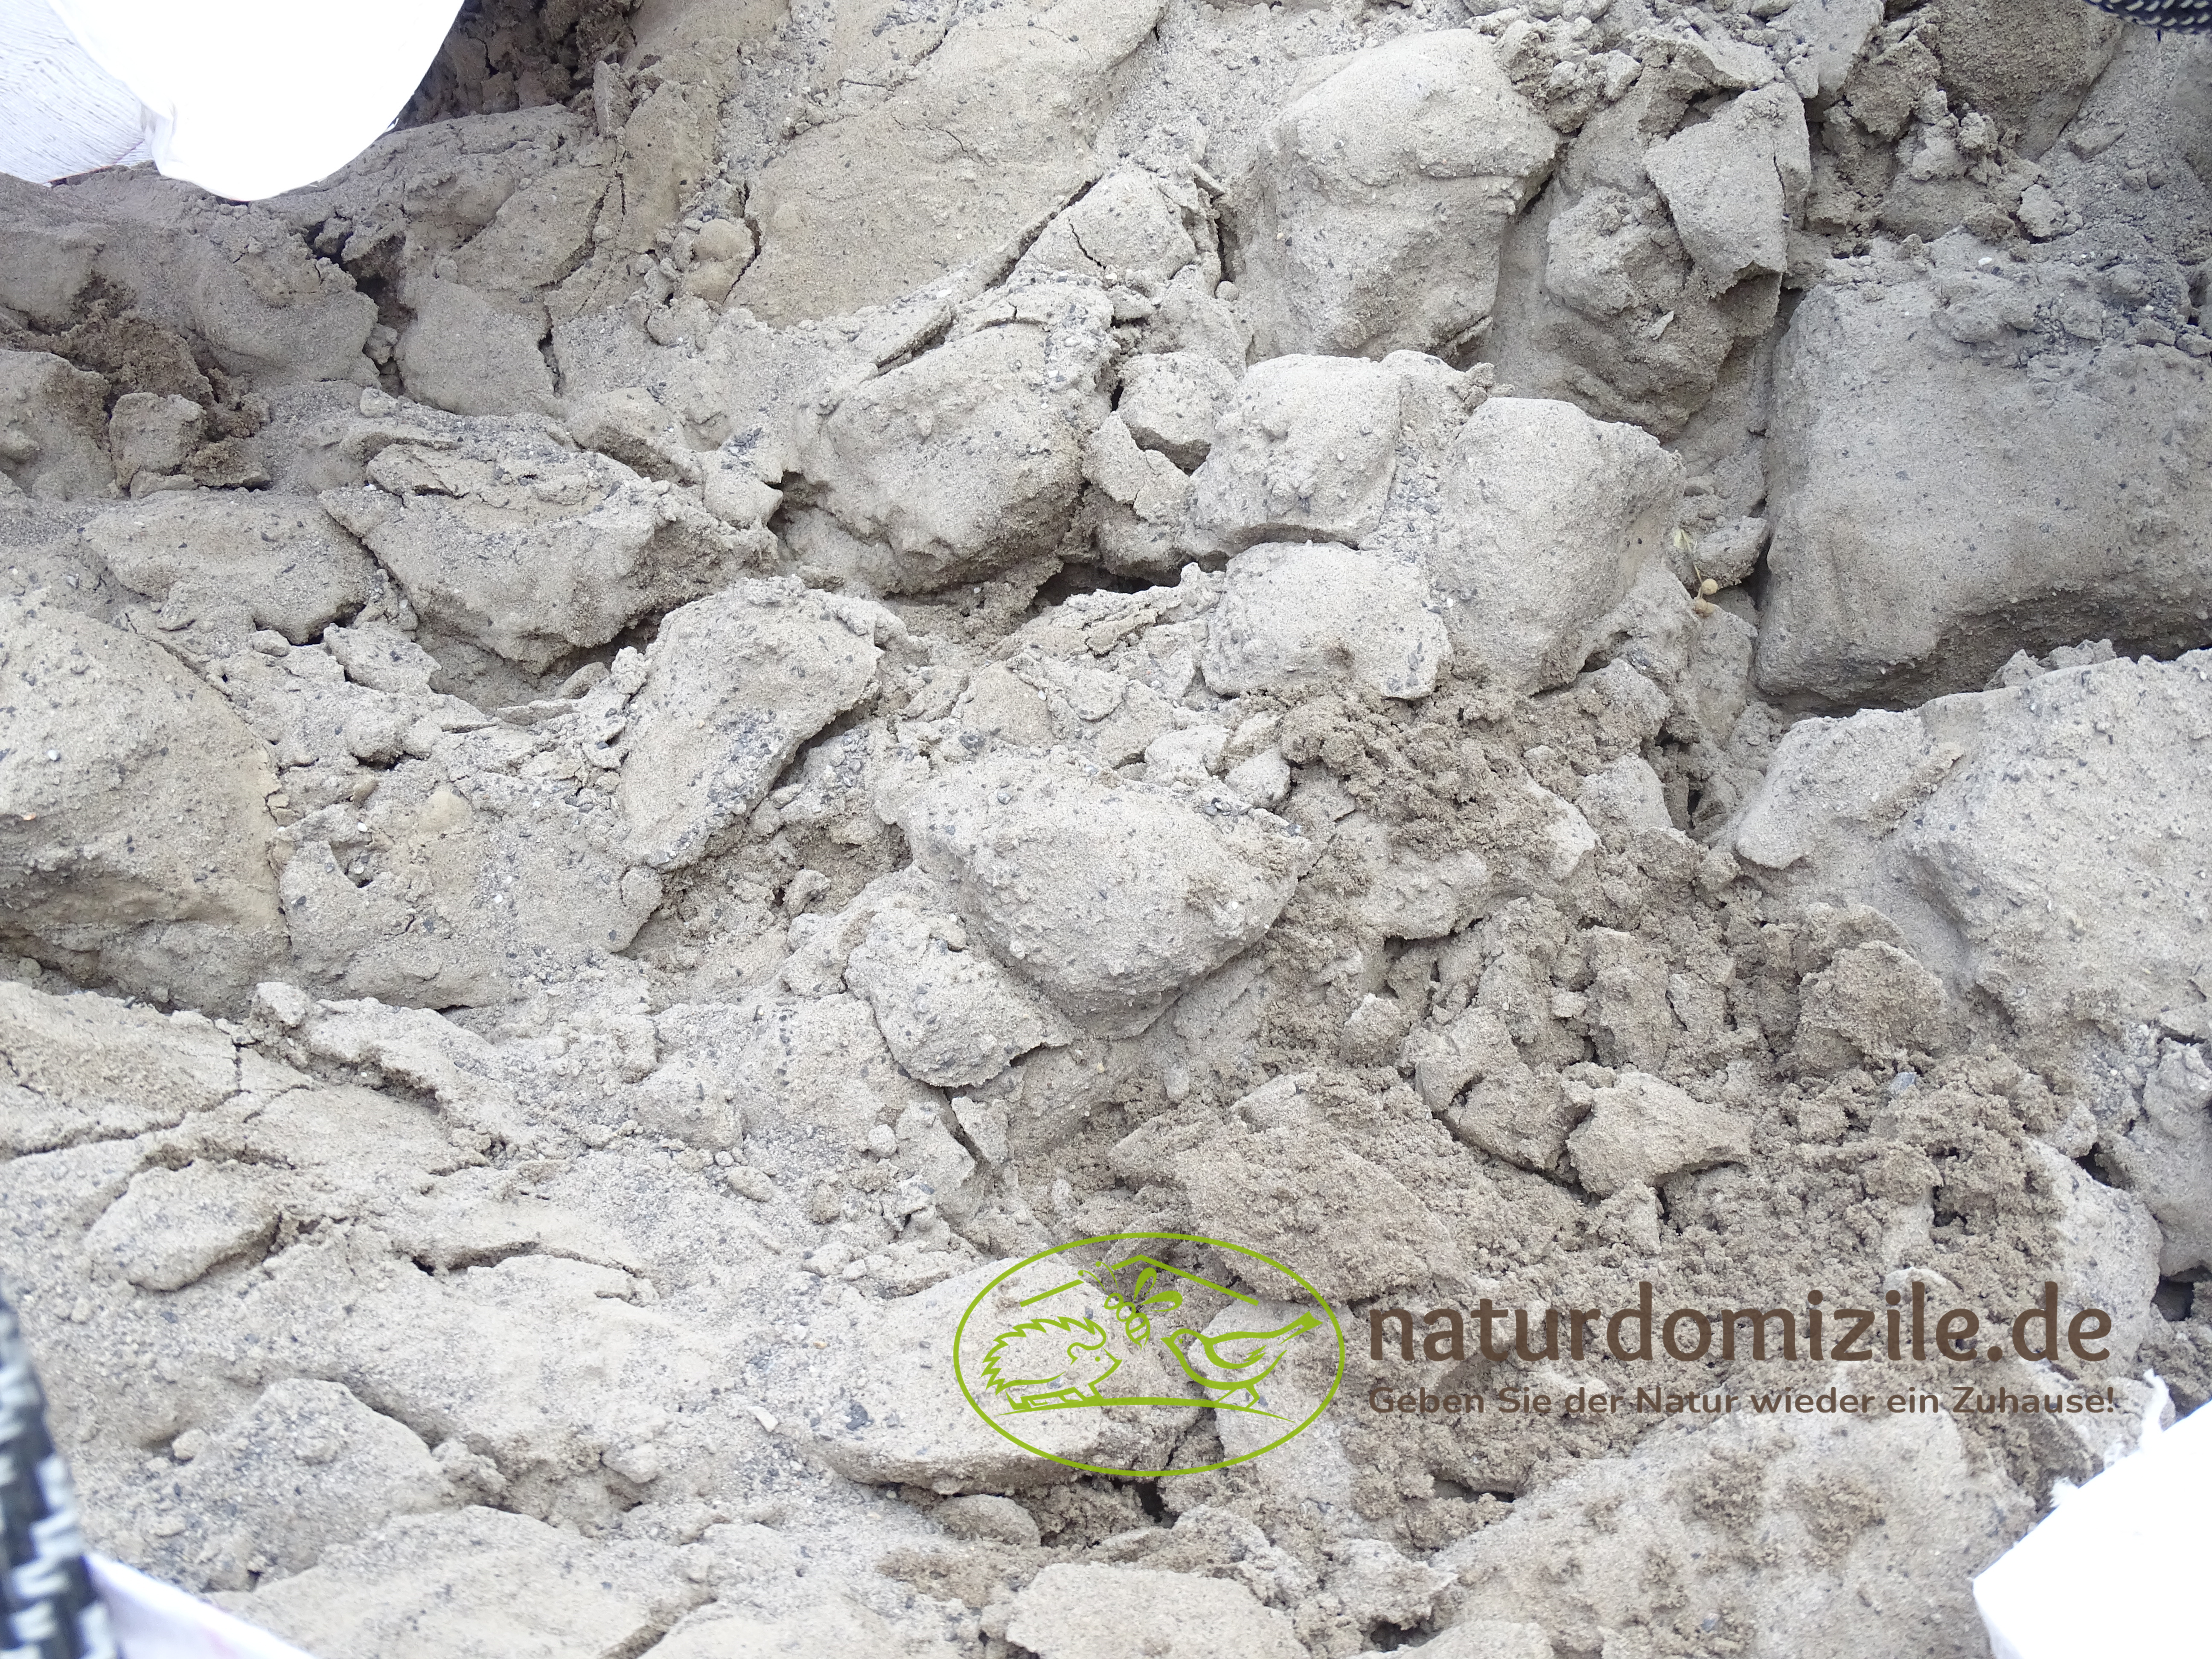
[4,1,2212,1654]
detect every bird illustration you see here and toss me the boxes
[979,1316,1123,1411]
[1081,1260,1185,1347]
[2078,0,2212,27]
[1163,1314,1323,1413]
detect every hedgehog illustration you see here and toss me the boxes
[978,1316,1123,1411]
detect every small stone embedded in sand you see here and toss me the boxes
[280,752,663,1010]
[625,1055,743,1150]
[1016,170,1199,314]
[1735,651,2212,1056]
[1007,1563,1306,1659]
[105,391,204,486]
[82,492,377,644]
[1574,753,1674,843]
[0,981,239,1155]
[1202,542,1450,703]
[1189,355,1404,553]
[2101,1042,2212,1278]
[319,425,764,673]
[896,753,1310,1017]
[662,990,942,1150]
[615,578,891,870]
[1117,350,1237,469]
[1432,1400,2038,1651]
[1388,1623,1556,1659]
[1329,813,1492,942]
[157,1379,448,1586]
[728,0,1168,323]
[212,1508,691,1659]
[0,349,113,500]
[1230,32,1558,362]
[800,306,1112,592]
[0,597,285,1007]
[777,1263,1115,1492]
[841,876,1076,1089]
[1566,1071,1753,1196]
[2028,1139,2161,1364]
[1176,1121,1463,1302]
[1447,1064,1588,1175]
[935,1493,1043,1548]
[393,277,557,419]
[1431,397,1682,692]
[1642,85,1810,291]
[83,1161,282,1291]
[1794,940,1948,1073]
[1756,274,2212,701]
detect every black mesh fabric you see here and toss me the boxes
[2080,0,2212,28]
[0,1291,114,1659]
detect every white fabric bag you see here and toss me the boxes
[2,0,460,198]
[1973,1386,2209,1657]
[89,1555,318,1659]
[0,0,147,184]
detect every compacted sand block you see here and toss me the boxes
[3,1,2212,1655]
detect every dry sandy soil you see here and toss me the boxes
[6,0,2212,1655]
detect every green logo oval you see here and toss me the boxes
[952,1231,1346,1479]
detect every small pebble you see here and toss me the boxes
[725,1166,777,1202]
